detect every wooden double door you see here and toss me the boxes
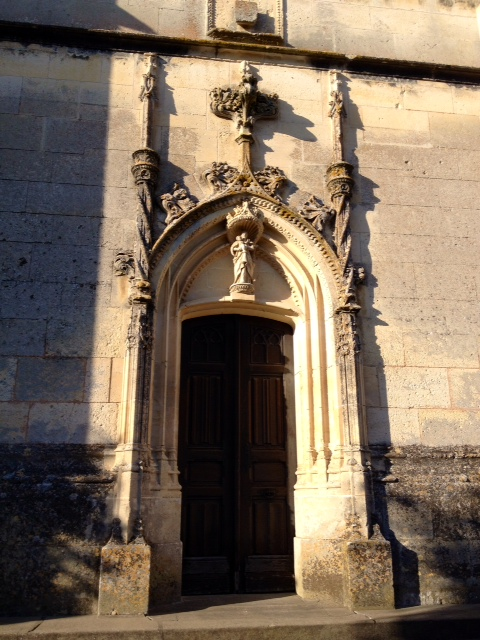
[178,314,294,594]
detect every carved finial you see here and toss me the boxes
[328,71,345,164]
[253,166,286,199]
[203,162,240,193]
[297,195,335,235]
[139,54,158,148]
[107,518,124,545]
[210,63,278,171]
[132,517,147,545]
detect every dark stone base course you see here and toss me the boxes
[371,445,480,608]
[0,444,115,616]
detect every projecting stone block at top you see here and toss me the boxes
[207,0,284,44]
[235,1,258,26]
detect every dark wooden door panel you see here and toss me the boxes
[179,315,294,595]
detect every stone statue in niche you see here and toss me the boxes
[226,198,264,296]
[231,232,255,289]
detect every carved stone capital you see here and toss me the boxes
[326,161,354,201]
[131,148,160,187]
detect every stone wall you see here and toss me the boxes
[0,44,140,445]
[0,44,137,614]
[0,444,115,615]
[1,0,478,67]
[0,0,480,613]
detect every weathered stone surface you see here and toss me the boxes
[0,444,114,615]
[373,446,480,606]
[0,402,29,442]
[379,367,450,409]
[98,543,151,615]
[0,358,16,401]
[28,402,118,444]
[344,535,395,609]
[0,113,44,150]
[15,357,86,402]
[448,369,480,410]
[0,319,46,357]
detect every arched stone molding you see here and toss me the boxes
[144,190,380,605]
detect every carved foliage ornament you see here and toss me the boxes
[202,162,286,199]
[160,183,197,226]
[210,61,278,142]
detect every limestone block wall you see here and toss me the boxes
[0,18,479,610]
[346,74,480,605]
[0,43,142,614]
[1,0,479,68]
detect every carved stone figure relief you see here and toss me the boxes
[159,183,196,225]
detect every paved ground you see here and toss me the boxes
[2,594,480,640]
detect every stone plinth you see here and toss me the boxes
[98,543,151,615]
[344,533,395,609]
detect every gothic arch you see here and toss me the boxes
[146,188,372,602]
[106,59,394,610]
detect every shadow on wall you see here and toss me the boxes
[0,1,155,34]
[0,0,154,615]
[343,76,480,610]
[342,77,422,608]
[0,444,113,615]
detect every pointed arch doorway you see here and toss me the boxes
[178,313,295,595]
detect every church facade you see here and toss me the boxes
[1,0,480,615]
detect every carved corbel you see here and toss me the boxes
[114,251,135,281]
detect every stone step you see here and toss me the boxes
[2,596,480,640]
